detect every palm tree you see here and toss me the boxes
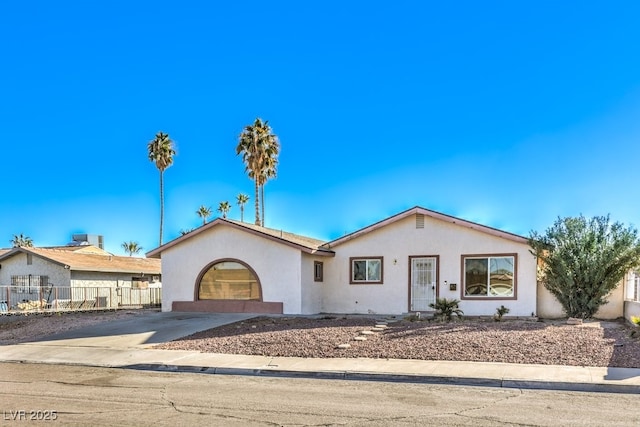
[236,193,250,222]
[218,201,231,219]
[260,153,278,227]
[10,233,33,248]
[179,228,194,236]
[147,131,176,246]
[121,241,143,256]
[236,118,279,226]
[196,205,212,225]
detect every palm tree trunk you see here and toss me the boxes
[240,206,244,222]
[254,178,261,226]
[261,184,265,227]
[159,171,164,246]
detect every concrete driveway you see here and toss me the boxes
[29,311,256,349]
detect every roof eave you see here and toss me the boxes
[323,206,528,248]
[0,247,68,268]
[70,267,161,274]
[146,218,336,258]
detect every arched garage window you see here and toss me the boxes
[197,260,262,301]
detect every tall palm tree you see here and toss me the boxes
[147,131,176,246]
[217,201,231,218]
[121,241,142,256]
[236,118,279,226]
[260,153,278,227]
[10,233,33,248]
[196,205,212,225]
[236,193,250,222]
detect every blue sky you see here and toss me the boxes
[2,1,640,255]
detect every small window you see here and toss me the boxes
[350,257,383,284]
[314,261,323,282]
[132,276,149,289]
[462,254,516,298]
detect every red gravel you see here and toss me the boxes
[155,316,640,368]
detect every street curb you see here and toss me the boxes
[121,363,640,394]
[501,379,640,394]
[3,358,639,394]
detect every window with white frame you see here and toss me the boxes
[350,257,383,284]
[463,254,516,298]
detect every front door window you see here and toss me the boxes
[410,257,437,311]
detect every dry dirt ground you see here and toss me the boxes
[2,311,640,368]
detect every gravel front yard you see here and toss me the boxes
[155,316,640,368]
[2,311,640,368]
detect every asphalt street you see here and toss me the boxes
[2,362,639,427]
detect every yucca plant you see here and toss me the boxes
[429,298,464,322]
[494,305,510,321]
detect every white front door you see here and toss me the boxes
[410,257,437,311]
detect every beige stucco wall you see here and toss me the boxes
[537,278,625,320]
[623,270,640,323]
[0,252,71,287]
[536,284,564,318]
[70,271,139,288]
[625,301,640,323]
[595,282,624,319]
[301,254,324,314]
[322,214,537,316]
[160,224,304,314]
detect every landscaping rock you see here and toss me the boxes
[154,315,640,368]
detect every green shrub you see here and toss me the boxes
[404,313,422,322]
[429,298,464,322]
[494,305,510,321]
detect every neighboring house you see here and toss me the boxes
[0,245,161,293]
[625,271,640,321]
[147,206,540,317]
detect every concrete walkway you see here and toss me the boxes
[1,311,639,394]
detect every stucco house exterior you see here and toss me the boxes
[147,206,540,317]
[0,245,161,310]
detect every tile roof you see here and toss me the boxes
[0,247,161,275]
[38,245,112,255]
[146,206,528,257]
[224,219,329,251]
[147,218,334,258]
